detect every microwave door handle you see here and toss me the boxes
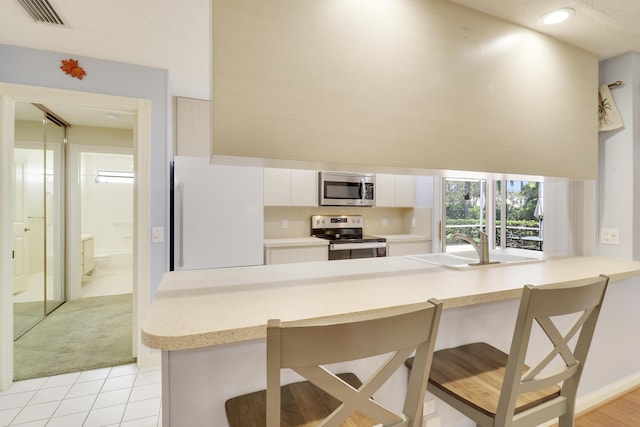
[360,178,365,201]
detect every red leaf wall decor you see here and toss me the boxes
[60,58,87,80]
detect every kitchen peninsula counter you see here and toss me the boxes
[145,254,640,426]
[142,255,640,351]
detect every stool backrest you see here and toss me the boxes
[266,298,443,427]
[496,275,609,425]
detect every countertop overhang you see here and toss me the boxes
[141,255,640,351]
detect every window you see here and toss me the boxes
[95,170,134,184]
[495,180,543,251]
[443,178,487,251]
[442,178,543,252]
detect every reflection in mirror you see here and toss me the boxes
[13,102,67,339]
[13,102,47,339]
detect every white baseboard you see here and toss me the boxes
[539,372,640,426]
[576,372,640,414]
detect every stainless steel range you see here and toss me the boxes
[311,215,387,260]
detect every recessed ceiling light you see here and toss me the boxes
[540,8,575,25]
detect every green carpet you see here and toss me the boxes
[13,301,44,339]
[14,294,135,381]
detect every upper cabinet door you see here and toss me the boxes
[290,170,317,206]
[264,168,317,207]
[376,174,414,207]
[264,168,291,206]
[395,175,415,207]
[375,174,396,207]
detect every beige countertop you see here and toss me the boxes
[264,237,329,247]
[141,254,640,351]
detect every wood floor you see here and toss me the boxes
[571,386,640,427]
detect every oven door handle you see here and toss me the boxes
[330,242,387,251]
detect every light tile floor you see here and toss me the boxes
[0,364,161,427]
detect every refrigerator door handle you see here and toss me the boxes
[177,182,184,267]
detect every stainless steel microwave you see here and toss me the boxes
[319,172,375,206]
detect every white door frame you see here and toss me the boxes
[0,83,152,390]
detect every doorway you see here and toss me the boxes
[13,103,67,340]
[13,104,138,380]
[79,151,134,298]
[0,83,153,391]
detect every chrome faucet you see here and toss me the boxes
[451,231,491,264]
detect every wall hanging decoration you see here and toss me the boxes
[60,58,86,80]
[598,81,623,132]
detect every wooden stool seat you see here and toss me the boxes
[407,342,561,417]
[405,276,609,427]
[225,373,377,427]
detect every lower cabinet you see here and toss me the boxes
[264,245,328,265]
[386,239,431,257]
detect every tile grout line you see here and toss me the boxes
[2,364,162,426]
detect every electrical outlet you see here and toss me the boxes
[282,219,289,229]
[423,399,435,416]
[412,218,417,228]
[601,228,620,245]
[382,218,388,227]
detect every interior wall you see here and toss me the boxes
[598,52,639,259]
[0,43,168,298]
[212,0,598,179]
[80,152,134,258]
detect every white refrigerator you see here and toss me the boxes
[172,157,263,270]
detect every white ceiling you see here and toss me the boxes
[451,0,640,60]
[1,0,638,128]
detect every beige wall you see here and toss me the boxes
[212,0,598,179]
[264,206,431,239]
[68,126,133,148]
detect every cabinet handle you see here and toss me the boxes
[177,183,184,268]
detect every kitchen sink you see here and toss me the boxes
[406,250,544,270]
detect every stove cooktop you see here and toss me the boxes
[311,215,385,243]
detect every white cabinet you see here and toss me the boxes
[174,97,210,157]
[265,246,328,264]
[376,174,415,207]
[387,239,430,257]
[264,238,329,265]
[264,168,317,206]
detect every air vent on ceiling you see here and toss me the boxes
[17,0,64,25]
